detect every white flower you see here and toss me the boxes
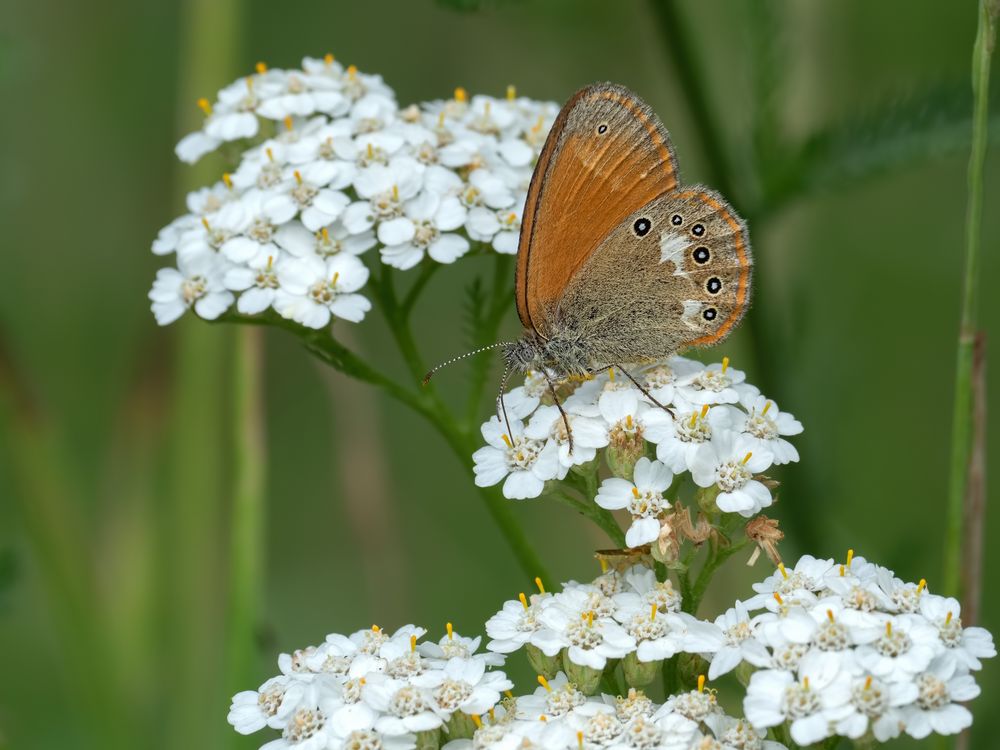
[690,432,774,516]
[227,676,307,734]
[274,220,377,260]
[485,592,557,655]
[595,458,673,548]
[472,417,560,499]
[217,188,298,263]
[525,405,609,469]
[418,628,505,668]
[901,656,979,738]
[273,254,371,328]
[701,602,772,679]
[515,672,587,720]
[674,358,749,405]
[379,190,469,269]
[854,615,940,682]
[224,253,285,315]
[613,566,683,615]
[736,390,803,465]
[834,674,915,743]
[501,370,549,419]
[635,357,704,407]
[341,157,423,235]
[363,676,444,736]
[411,657,513,715]
[919,593,996,671]
[643,400,740,474]
[466,204,522,254]
[326,704,416,750]
[149,252,234,325]
[537,591,636,670]
[282,166,352,232]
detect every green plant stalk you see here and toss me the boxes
[219,312,551,584]
[944,0,997,599]
[224,326,266,699]
[549,490,626,548]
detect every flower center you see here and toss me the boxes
[916,673,950,710]
[441,640,471,659]
[344,729,382,750]
[434,679,473,712]
[356,145,389,168]
[815,620,851,651]
[566,618,604,650]
[415,142,439,165]
[473,725,508,749]
[721,719,763,750]
[646,581,682,614]
[843,585,878,612]
[716,461,751,492]
[628,490,666,519]
[627,612,667,642]
[725,621,750,645]
[782,683,819,719]
[308,278,341,304]
[388,686,429,717]
[546,683,586,716]
[643,365,675,390]
[616,689,654,721]
[319,654,350,674]
[939,615,963,647]
[851,678,888,717]
[412,220,440,248]
[342,678,364,703]
[181,276,207,305]
[692,370,731,392]
[505,436,543,471]
[257,686,284,717]
[386,652,424,678]
[592,570,623,597]
[254,268,279,289]
[890,586,922,613]
[282,708,326,743]
[772,643,809,671]
[675,412,712,443]
[621,714,662,749]
[584,712,623,743]
[672,690,717,721]
[359,629,388,655]
[875,626,912,658]
[745,413,777,440]
[247,217,276,244]
[291,182,319,207]
[371,189,404,219]
[257,162,283,189]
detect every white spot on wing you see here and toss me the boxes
[659,230,689,273]
[681,299,702,330]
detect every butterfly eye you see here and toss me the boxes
[596,123,609,134]
[703,308,718,321]
[691,223,706,237]
[633,217,652,237]
[671,214,683,226]
[706,277,722,294]
[693,247,711,264]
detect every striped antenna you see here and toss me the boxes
[422,341,511,385]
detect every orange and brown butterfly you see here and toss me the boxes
[427,83,752,437]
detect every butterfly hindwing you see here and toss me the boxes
[555,188,752,364]
[515,83,680,339]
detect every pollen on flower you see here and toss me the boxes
[196,97,212,116]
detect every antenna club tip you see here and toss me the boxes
[422,371,434,386]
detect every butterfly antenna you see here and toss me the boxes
[422,341,512,386]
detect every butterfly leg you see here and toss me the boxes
[541,371,574,454]
[496,360,514,443]
[613,364,675,418]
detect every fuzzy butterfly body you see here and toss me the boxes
[504,82,752,380]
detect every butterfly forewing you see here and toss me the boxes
[515,83,680,338]
[555,188,751,364]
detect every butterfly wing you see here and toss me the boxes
[515,83,680,338]
[555,188,752,363]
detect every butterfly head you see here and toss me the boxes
[503,329,592,380]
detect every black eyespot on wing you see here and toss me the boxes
[706,277,722,294]
[703,308,717,321]
[671,214,683,226]
[633,217,652,237]
[691,223,705,237]
[693,247,711,264]
[596,123,608,134]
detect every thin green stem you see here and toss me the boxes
[944,0,997,598]
[401,261,441,315]
[464,253,514,427]
[224,326,266,699]
[689,536,750,615]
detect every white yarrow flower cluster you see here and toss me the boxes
[736,554,997,745]
[228,623,512,750]
[474,357,802,534]
[150,58,558,327]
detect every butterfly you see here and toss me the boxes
[427,83,752,445]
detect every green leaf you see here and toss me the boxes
[763,80,1000,212]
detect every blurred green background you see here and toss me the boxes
[1,0,998,748]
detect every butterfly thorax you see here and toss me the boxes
[503,328,593,379]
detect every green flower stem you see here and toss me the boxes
[548,490,626,548]
[217,312,549,584]
[224,326,266,699]
[401,261,441,315]
[944,0,997,599]
[689,536,750,615]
